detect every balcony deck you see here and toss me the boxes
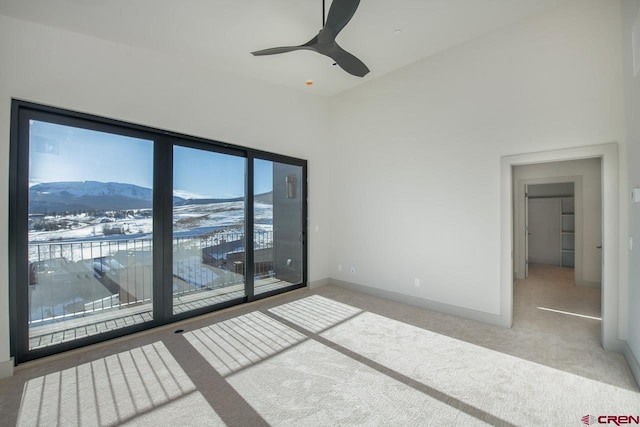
[28,277,296,350]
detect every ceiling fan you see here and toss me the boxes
[251,0,370,77]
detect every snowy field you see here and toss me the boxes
[30,201,272,242]
[27,201,276,323]
[29,201,274,263]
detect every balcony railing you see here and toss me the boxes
[28,231,274,326]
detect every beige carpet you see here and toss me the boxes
[183,310,487,426]
[271,295,640,426]
[16,342,224,427]
[1,265,638,426]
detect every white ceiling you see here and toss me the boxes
[0,0,568,96]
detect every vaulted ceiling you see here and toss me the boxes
[0,0,568,96]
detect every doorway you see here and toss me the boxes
[526,183,576,272]
[514,160,602,288]
[514,160,601,342]
[515,173,602,345]
[499,143,621,351]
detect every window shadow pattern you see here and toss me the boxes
[268,294,363,334]
[183,311,307,377]
[17,342,223,426]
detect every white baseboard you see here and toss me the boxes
[575,279,601,288]
[622,342,640,389]
[0,358,14,379]
[328,278,505,327]
[308,278,330,289]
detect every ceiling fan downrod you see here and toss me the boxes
[323,0,326,27]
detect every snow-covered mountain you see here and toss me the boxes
[31,181,157,199]
[29,181,273,214]
[29,181,181,213]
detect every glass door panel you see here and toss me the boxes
[172,146,246,314]
[27,120,154,350]
[254,159,304,296]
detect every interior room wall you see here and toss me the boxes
[513,159,601,287]
[526,198,563,266]
[528,198,562,266]
[526,183,576,269]
[623,0,640,379]
[0,15,332,375]
[328,0,624,318]
[524,183,575,268]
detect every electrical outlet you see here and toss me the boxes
[338,264,343,272]
[350,267,356,275]
[414,278,420,287]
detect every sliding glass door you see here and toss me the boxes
[10,101,307,363]
[172,146,246,314]
[25,120,155,351]
[254,159,305,296]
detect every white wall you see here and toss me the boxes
[0,15,332,371]
[623,0,640,378]
[513,159,602,286]
[526,198,563,266]
[329,0,624,317]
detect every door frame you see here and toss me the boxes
[525,185,529,278]
[516,177,582,281]
[500,143,622,351]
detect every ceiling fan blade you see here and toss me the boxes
[252,36,318,56]
[321,0,361,42]
[321,42,369,77]
[251,46,311,56]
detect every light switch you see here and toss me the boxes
[632,188,640,203]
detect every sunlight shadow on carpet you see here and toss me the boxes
[17,342,223,426]
[268,294,363,334]
[269,296,640,426]
[183,311,307,377]
[226,339,490,426]
[536,306,602,320]
[185,301,501,425]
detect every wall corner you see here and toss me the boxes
[0,357,14,380]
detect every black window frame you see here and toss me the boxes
[9,99,308,364]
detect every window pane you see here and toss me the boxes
[254,159,303,295]
[28,120,154,350]
[172,146,246,314]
